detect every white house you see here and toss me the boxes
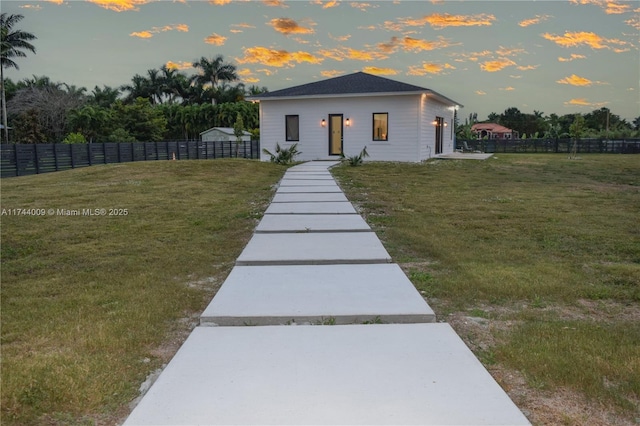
[249,72,462,162]
[200,127,252,142]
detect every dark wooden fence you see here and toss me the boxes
[456,138,640,154]
[0,139,260,178]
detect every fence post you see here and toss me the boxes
[53,143,59,171]
[87,143,92,166]
[34,144,40,174]
[70,144,75,168]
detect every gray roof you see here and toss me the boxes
[249,72,462,106]
[200,127,252,136]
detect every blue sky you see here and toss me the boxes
[4,0,639,121]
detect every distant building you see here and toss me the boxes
[200,127,252,142]
[472,123,519,139]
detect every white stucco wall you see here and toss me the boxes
[259,94,456,162]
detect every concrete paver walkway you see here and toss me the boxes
[124,161,530,426]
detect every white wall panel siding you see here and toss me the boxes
[260,93,455,162]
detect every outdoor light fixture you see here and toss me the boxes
[321,119,326,127]
[444,122,448,127]
[345,118,351,126]
[432,120,438,126]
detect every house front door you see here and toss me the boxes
[329,114,343,156]
[435,116,444,155]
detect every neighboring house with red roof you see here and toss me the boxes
[471,123,519,140]
[248,72,463,162]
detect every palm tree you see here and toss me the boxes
[91,85,120,108]
[191,55,237,105]
[121,74,151,103]
[1,13,37,143]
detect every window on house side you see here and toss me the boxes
[373,113,388,141]
[286,115,299,141]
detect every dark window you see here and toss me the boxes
[286,115,299,141]
[372,113,388,141]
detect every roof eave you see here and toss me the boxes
[248,90,463,107]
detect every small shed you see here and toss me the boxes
[248,72,463,162]
[200,127,252,142]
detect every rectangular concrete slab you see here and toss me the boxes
[279,180,339,186]
[289,161,339,170]
[255,214,371,233]
[265,201,356,215]
[236,232,391,265]
[276,185,342,193]
[282,174,334,180]
[200,264,435,325]
[124,324,531,426]
[272,192,349,203]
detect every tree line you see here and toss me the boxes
[457,107,640,141]
[2,60,265,144]
[2,12,265,144]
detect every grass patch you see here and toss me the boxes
[1,160,284,425]
[332,154,640,418]
[495,320,640,411]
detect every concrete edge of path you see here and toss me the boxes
[200,313,436,326]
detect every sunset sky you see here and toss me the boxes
[4,0,639,121]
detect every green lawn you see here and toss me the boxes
[332,154,639,423]
[2,155,638,424]
[1,160,285,425]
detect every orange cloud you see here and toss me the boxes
[453,50,492,62]
[312,0,340,8]
[398,13,496,29]
[499,87,515,91]
[362,66,399,75]
[238,47,323,67]
[558,53,587,62]
[230,23,255,33]
[329,33,351,42]
[170,24,189,32]
[262,0,288,7]
[569,0,631,14]
[130,24,189,38]
[542,31,628,50]
[495,46,526,57]
[45,0,64,3]
[407,62,455,75]
[210,0,231,4]
[350,2,378,11]
[130,30,153,38]
[518,15,551,27]
[165,61,193,70]
[564,98,609,108]
[377,36,453,54]
[269,18,315,35]
[237,69,261,83]
[556,74,603,86]
[517,64,538,71]
[87,0,149,12]
[205,33,227,45]
[625,15,640,30]
[20,4,42,9]
[480,58,516,72]
[476,90,487,95]
[256,68,275,76]
[317,47,388,62]
[321,70,345,77]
